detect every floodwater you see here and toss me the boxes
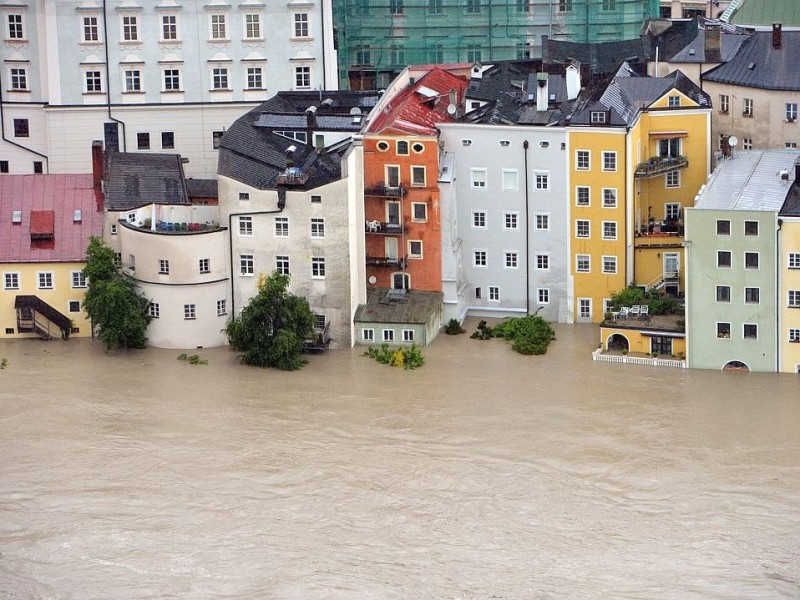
[1,321,799,599]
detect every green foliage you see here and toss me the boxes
[83,237,151,350]
[647,294,683,316]
[364,343,425,370]
[610,285,684,316]
[177,353,208,365]
[470,320,494,340]
[443,318,466,335]
[225,271,314,371]
[491,315,556,355]
[0,358,7,369]
[609,286,645,310]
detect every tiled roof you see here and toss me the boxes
[702,30,800,91]
[544,37,647,75]
[104,152,189,211]
[185,178,218,200]
[0,174,104,263]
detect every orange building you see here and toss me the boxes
[363,68,467,292]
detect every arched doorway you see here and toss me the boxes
[723,360,750,372]
[606,333,629,352]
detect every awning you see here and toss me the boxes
[639,330,685,338]
[649,131,688,138]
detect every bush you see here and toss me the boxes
[444,318,466,335]
[470,320,494,340]
[364,343,425,370]
[177,353,208,365]
[491,315,556,355]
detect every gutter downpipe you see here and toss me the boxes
[103,0,126,151]
[523,139,530,315]
[0,78,50,172]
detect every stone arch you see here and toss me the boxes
[723,360,750,372]
[606,333,629,352]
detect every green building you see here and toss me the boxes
[334,0,660,89]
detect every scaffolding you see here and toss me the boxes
[334,0,660,89]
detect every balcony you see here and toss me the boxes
[366,255,407,269]
[635,155,688,178]
[365,220,406,235]
[276,167,311,186]
[364,183,406,197]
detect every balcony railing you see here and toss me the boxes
[365,220,406,234]
[366,255,407,269]
[635,155,688,178]
[364,183,406,197]
[276,167,310,186]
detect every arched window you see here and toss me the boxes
[391,272,410,290]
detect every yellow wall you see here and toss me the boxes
[780,220,800,373]
[601,325,686,357]
[0,261,92,339]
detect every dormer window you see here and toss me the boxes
[590,111,606,124]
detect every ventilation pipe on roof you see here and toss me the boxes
[91,141,103,189]
[773,23,782,49]
[536,72,549,113]
[705,25,721,61]
[565,63,580,101]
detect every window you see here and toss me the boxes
[789,253,800,269]
[472,210,486,228]
[473,250,487,267]
[269,255,287,276]
[745,287,760,304]
[602,221,617,240]
[559,0,573,12]
[743,138,753,150]
[744,221,759,236]
[137,132,150,150]
[217,299,227,316]
[790,329,800,343]
[184,304,196,320]
[295,66,311,89]
[114,253,122,268]
[537,288,550,304]
[717,220,730,235]
[163,69,181,91]
[576,220,590,238]
[38,272,53,289]
[244,13,261,39]
[159,259,170,274]
[475,287,481,299]
[311,195,322,204]
[743,98,753,117]
[0,161,7,173]
[293,13,309,37]
[33,161,42,174]
[382,329,395,343]
[212,130,224,149]
[719,94,729,113]
[666,170,680,188]
[429,0,443,13]
[578,298,591,319]
[602,188,617,208]
[85,70,102,93]
[385,165,400,187]
[602,151,616,172]
[535,213,549,230]
[488,286,499,301]
[429,43,444,63]
[83,16,99,42]
[536,254,549,270]
[210,14,227,40]
[745,252,759,269]
[576,255,590,273]
[160,131,175,150]
[717,251,731,268]
[402,329,414,343]
[391,44,405,65]
[162,15,178,40]
[502,169,518,191]
[504,252,518,268]
[664,203,680,221]
[246,67,263,90]
[717,322,731,338]
[787,103,798,122]
[240,254,254,275]
[787,142,798,149]
[789,290,800,308]
[535,172,549,190]
[408,240,423,259]
[212,67,229,90]
[71,271,86,288]
[716,285,730,302]
[471,168,487,188]
[312,257,325,278]
[466,0,481,13]
[602,256,617,274]
[743,323,757,339]
[10,67,27,91]
[239,216,253,236]
[412,203,427,222]
[504,212,518,230]
[3,272,19,290]
[13,118,28,137]
[355,44,371,65]
[121,15,138,41]
[576,150,590,170]
[668,95,680,107]
[310,217,325,238]
[362,328,375,342]
[68,300,81,313]
[124,69,141,93]
[589,111,607,124]
[659,138,680,157]
[411,166,426,187]
[516,42,531,60]
[576,186,590,206]
[199,258,210,274]
[149,303,160,319]
[275,217,289,237]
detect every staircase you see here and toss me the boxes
[14,295,72,340]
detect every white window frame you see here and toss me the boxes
[246,66,264,90]
[501,169,518,191]
[217,299,227,316]
[275,216,289,237]
[576,254,590,273]
[488,286,499,301]
[473,250,487,267]
[402,329,415,343]
[408,240,423,259]
[786,102,798,123]
[184,304,196,320]
[3,272,20,290]
[666,170,680,188]
[744,251,759,270]
[412,202,428,222]
[382,329,395,343]
[120,15,139,42]
[275,255,290,275]
[311,257,326,279]
[717,322,731,339]
[602,255,617,274]
[789,290,800,308]
[503,211,518,230]
[719,94,729,113]
[470,168,487,189]
[362,328,375,342]
[504,251,518,269]
[576,150,590,170]
[209,13,228,41]
[240,254,254,276]
[789,329,800,343]
[536,254,549,270]
[537,288,550,304]
[9,66,27,91]
[123,68,141,93]
[717,250,732,268]
[472,210,486,229]
[789,252,800,269]
[37,271,54,290]
[162,67,182,92]
[602,151,616,172]
[576,219,590,238]
[744,287,760,304]
[239,216,253,236]
[602,221,617,240]
[71,271,86,288]
[149,303,160,319]
[602,188,617,208]
[161,14,179,41]
[743,97,753,117]
[84,69,103,93]
[665,203,681,221]
[244,13,262,40]
[294,65,311,89]
[534,171,549,191]
[578,298,592,319]
[293,12,310,38]
[310,217,325,239]
[199,258,210,274]
[743,323,758,339]
[576,186,590,206]
[716,285,731,303]
[82,15,99,42]
[535,213,549,231]
[411,165,426,187]
[211,66,230,91]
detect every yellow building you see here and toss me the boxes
[567,65,711,322]
[0,174,103,339]
[779,205,800,373]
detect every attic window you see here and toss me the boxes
[73,210,82,222]
[689,48,696,56]
[377,141,390,152]
[590,111,607,124]
[540,141,550,148]
[747,62,755,70]
[461,139,472,146]
[499,140,510,147]
[11,210,22,224]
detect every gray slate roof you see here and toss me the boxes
[669,29,752,63]
[703,30,800,90]
[354,287,443,325]
[186,178,218,199]
[104,152,189,211]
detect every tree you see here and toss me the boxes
[83,237,151,349]
[225,271,315,370]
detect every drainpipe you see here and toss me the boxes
[321,0,327,89]
[0,77,49,172]
[776,217,783,373]
[102,0,127,151]
[523,139,530,315]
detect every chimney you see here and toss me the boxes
[103,122,119,153]
[471,62,482,80]
[773,23,782,49]
[305,105,317,147]
[704,25,721,62]
[565,63,580,100]
[449,88,457,108]
[536,72,549,112]
[91,140,103,189]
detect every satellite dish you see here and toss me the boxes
[728,135,738,148]
[368,276,377,285]
[447,103,457,115]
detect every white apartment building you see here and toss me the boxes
[0,0,336,177]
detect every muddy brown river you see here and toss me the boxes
[1,322,799,599]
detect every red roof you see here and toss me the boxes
[0,174,104,263]
[367,68,469,135]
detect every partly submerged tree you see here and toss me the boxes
[225,271,314,370]
[83,237,151,349]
